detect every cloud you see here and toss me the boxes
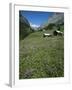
[30,23,40,28]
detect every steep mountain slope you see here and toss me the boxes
[47,13,64,25]
[39,13,64,31]
[19,12,33,40]
[20,13,30,27]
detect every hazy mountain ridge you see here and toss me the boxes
[39,13,64,30]
[47,13,64,24]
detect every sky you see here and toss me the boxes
[20,10,54,28]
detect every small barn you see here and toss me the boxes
[53,30,63,36]
[43,33,52,37]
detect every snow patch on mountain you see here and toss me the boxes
[30,23,40,30]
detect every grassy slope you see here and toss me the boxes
[19,31,64,79]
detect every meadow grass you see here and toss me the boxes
[19,31,64,79]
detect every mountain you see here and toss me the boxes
[39,13,64,30]
[19,13,33,40]
[47,13,64,25]
[19,13,30,27]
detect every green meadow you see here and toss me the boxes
[19,31,64,79]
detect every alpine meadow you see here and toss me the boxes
[19,11,64,79]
